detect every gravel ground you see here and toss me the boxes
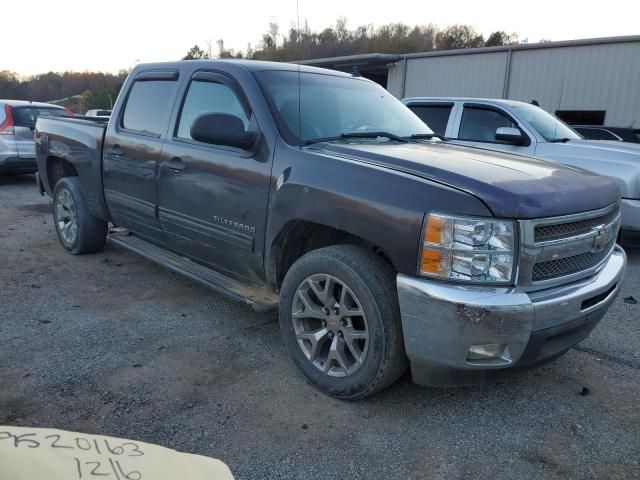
[1,174,639,479]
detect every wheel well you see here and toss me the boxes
[268,220,394,290]
[46,156,78,191]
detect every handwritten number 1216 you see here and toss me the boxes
[74,457,141,480]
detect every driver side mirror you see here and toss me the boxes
[495,127,526,145]
[190,113,259,150]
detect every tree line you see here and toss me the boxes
[0,70,127,112]
[1,19,523,111]
[184,19,521,60]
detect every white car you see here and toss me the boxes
[403,97,640,239]
[84,109,111,118]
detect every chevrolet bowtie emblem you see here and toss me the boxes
[592,228,608,251]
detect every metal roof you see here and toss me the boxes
[299,35,640,66]
[299,53,401,68]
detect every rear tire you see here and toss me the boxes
[53,176,107,254]
[279,245,407,400]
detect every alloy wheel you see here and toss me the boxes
[292,273,369,377]
[55,189,78,245]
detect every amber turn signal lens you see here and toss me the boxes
[424,215,444,244]
[420,248,442,274]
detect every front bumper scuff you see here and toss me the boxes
[397,245,626,387]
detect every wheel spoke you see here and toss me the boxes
[294,289,327,320]
[296,328,329,362]
[308,275,335,306]
[343,331,367,364]
[325,336,349,373]
[69,222,78,240]
[55,203,67,220]
[339,287,364,316]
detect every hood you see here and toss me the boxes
[535,139,640,198]
[311,141,620,219]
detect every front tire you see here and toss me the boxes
[279,245,407,400]
[53,176,107,254]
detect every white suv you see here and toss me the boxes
[0,100,69,174]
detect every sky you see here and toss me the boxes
[4,0,639,75]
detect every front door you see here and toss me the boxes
[453,104,536,156]
[103,72,179,242]
[157,71,272,283]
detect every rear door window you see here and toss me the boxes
[122,80,177,135]
[458,106,518,143]
[12,107,67,127]
[407,104,453,136]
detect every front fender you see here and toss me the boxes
[265,141,493,281]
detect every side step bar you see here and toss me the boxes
[108,232,279,312]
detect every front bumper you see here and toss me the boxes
[620,198,640,232]
[397,245,626,386]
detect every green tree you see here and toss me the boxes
[436,25,485,50]
[485,31,519,47]
[182,44,210,60]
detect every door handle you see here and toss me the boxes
[165,157,186,172]
[106,145,124,157]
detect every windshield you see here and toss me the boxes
[256,70,433,145]
[511,103,580,142]
[12,106,68,127]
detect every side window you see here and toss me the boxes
[408,104,452,136]
[122,80,177,135]
[176,80,250,140]
[459,107,518,143]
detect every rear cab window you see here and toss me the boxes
[121,78,177,136]
[407,103,453,136]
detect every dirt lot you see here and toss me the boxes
[1,174,639,479]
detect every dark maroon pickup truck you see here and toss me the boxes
[34,60,626,399]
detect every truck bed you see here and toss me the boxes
[35,116,110,220]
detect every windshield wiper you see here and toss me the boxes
[407,133,447,141]
[549,137,572,143]
[304,131,408,145]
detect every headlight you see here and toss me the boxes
[419,213,516,283]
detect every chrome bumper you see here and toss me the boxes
[621,198,640,232]
[397,246,626,386]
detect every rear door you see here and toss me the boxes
[157,70,271,282]
[452,103,536,156]
[12,106,67,158]
[103,70,179,243]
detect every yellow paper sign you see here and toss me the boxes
[0,426,234,480]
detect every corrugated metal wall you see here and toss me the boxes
[386,62,405,98]
[507,43,640,126]
[387,40,640,126]
[403,52,508,99]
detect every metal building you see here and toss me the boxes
[303,35,640,127]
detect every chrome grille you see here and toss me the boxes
[534,209,619,242]
[531,239,616,281]
[518,203,621,290]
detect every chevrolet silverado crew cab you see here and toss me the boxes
[35,61,626,399]
[403,97,640,242]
